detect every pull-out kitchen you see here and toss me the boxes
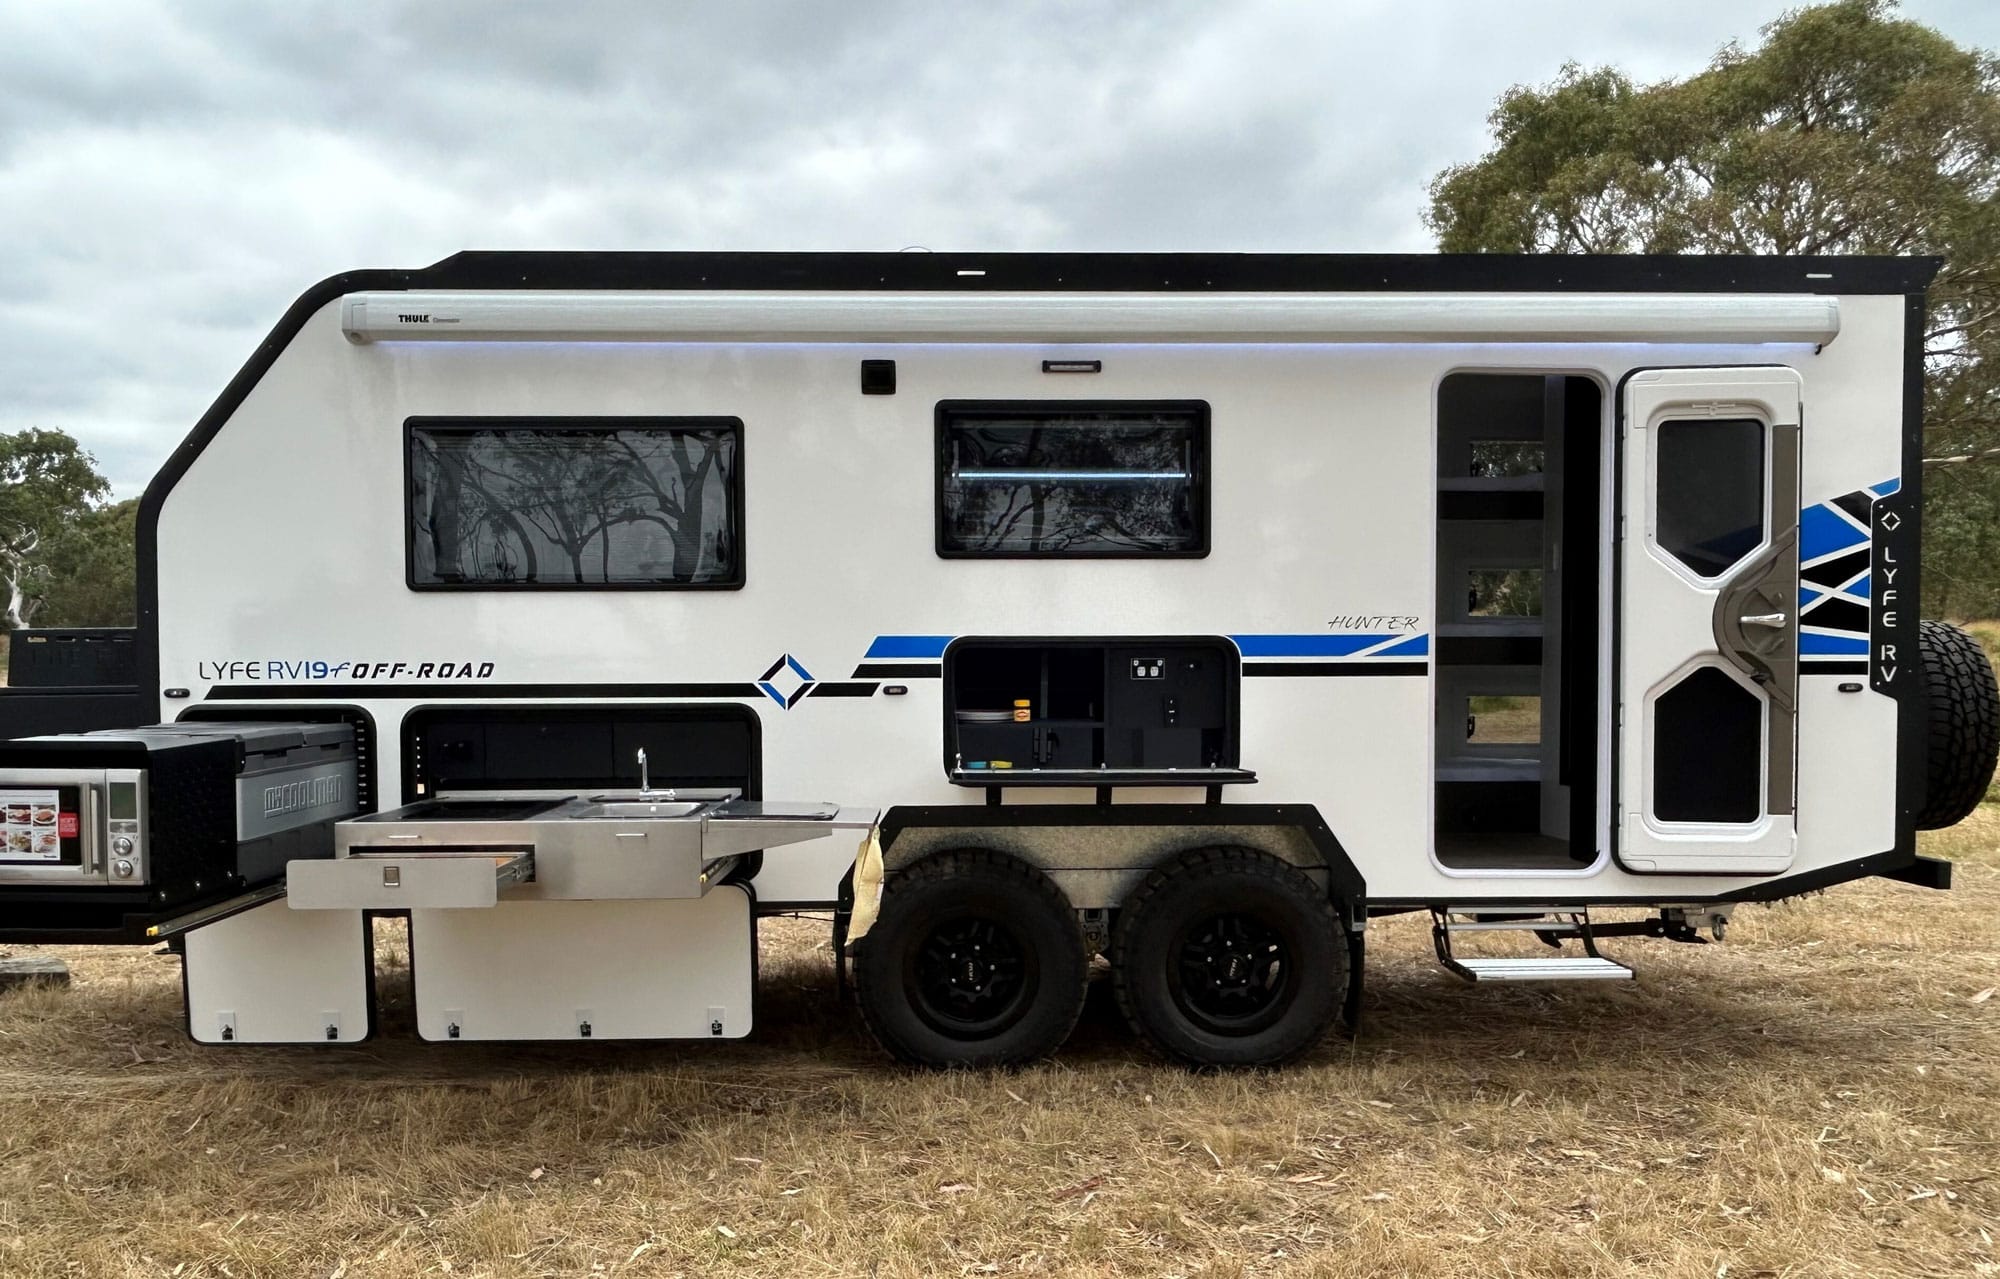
[0,721,873,1044]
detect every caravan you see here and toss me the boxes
[1,251,1992,1067]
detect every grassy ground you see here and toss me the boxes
[0,626,1994,1276]
[0,816,1994,1279]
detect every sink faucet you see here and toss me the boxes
[637,747,650,794]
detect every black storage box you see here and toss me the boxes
[0,721,358,943]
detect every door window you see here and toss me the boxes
[1653,418,1765,579]
[1651,666,1762,823]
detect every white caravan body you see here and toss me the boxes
[91,252,1970,1061]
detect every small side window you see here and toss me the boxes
[407,417,743,590]
[937,402,1208,557]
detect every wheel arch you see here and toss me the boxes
[877,803,1366,924]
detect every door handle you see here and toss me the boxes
[1740,612,1788,629]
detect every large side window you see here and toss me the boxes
[937,402,1208,557]
[407,417,743,589]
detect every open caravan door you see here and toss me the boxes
[1618,367,1802,875]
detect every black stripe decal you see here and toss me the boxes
[1803,661,1869,676]
[852,663,942,678]
[1803,547,1869,588]
[1831,490,1875,526]
[205,682,762,701]
[1243,662,1429,677]
[1800,596,1867,633]
[807,682,879,698]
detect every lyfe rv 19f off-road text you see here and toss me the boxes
[1,251,1995,1068]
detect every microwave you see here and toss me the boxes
[0,768,147,885]
[0,722,357,912]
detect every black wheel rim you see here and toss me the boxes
[907,912,1037,1039]
[1168,910,1297,1035]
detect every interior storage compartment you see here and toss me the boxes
[1432,373,1602,869]
[943,638,1246,785]
[402,704,760,800]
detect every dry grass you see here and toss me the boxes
[0,817,1992,1279]
[0,621,1994,1275]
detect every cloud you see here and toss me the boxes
[1,0,1994,495]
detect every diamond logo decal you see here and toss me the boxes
[758,654,816,709]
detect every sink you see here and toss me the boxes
[574,800,710,819]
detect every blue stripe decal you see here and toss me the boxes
[1231,633,1401,657]
[870,633,1433,661]
[1800,504,1868,562]
[1800,632,1869,656]
[1370,634,1430,658]
[1874,477,1901,496]
[1799,586,1823,608]
[864,635,954,660]
[1848,572,1870,600]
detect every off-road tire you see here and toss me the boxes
[852,849,1089,1068]
[1111,846,1345,1068]
[1916,619,2000,830]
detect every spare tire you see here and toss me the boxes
[1916,619,2000,830]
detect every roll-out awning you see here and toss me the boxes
[340,290,1841,347]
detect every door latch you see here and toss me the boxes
[1740,612,1788,629]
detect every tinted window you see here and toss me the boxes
[1655,418,1765,578]
[1652,666,1762,822]
[408,418,742,589]
[938,403,1207,556]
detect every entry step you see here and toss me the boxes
[1430,906,1635,983]
[1451,955,1634,982]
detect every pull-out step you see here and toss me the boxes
[1431,906,1635,983]
[1447,955,1634,981]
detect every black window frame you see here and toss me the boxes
[934,400,1212,560]
[404,416,746,592]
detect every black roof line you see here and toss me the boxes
[401,250,1939,296]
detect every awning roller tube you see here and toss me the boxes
[340,290,1841,347]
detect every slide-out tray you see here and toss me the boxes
[288,848,534,910]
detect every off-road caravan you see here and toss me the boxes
[1,252,1994,1068]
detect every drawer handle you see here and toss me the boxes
[614,831,647,840]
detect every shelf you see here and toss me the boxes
[1437,475,1545,492]
[1437,634,1544,666]
[1440,619,1543,638]
[950,767,1258,789]
[1436,758,1540,783]
[1438,489,1544,521]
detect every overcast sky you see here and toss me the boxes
[3,0,1996,497]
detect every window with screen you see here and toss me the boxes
[937,402,1209,557]
[407,418,743,589]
